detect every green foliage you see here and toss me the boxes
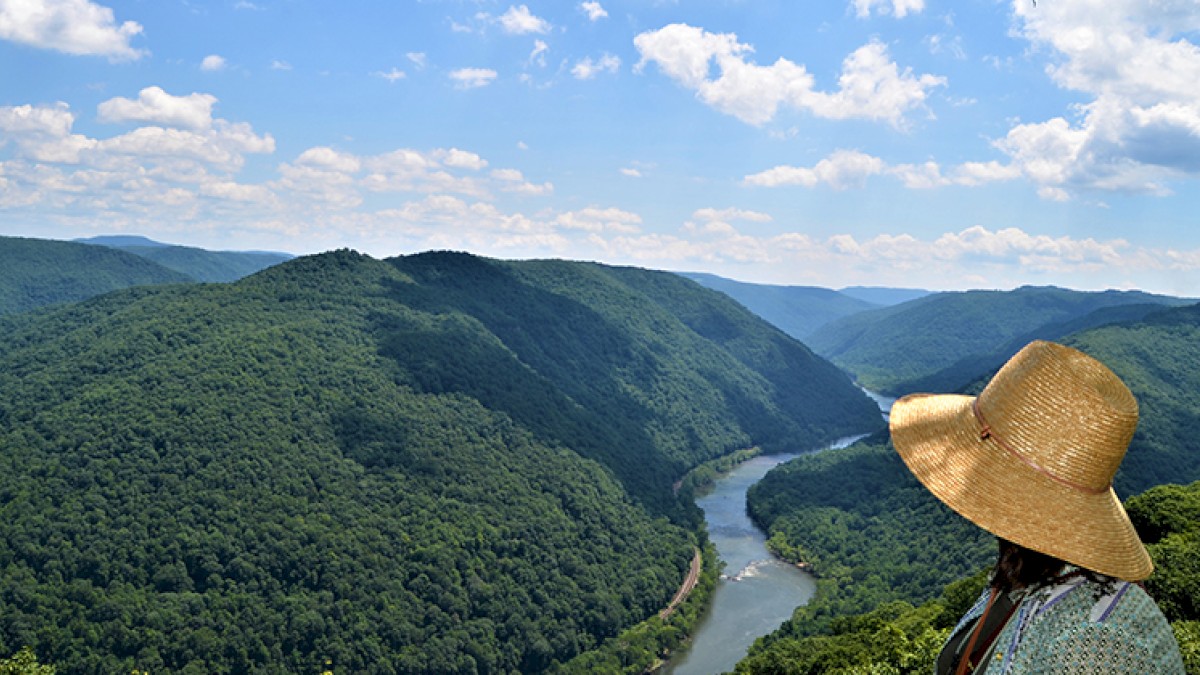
[0,647,56,675]
[555,542,720,674]
[0,236,192,315]
[0,249,878,673]
[806,286,1190,394]
[1142,480,1200,675]
[740,474,1200,674]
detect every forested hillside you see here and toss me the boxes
[736,479,1200,674]
[737,302,1200,672]
[0,250,880,673]
[78,236,292,283]
[677,272,880,340]
[807,286,1192,394]
[0,236,192,315]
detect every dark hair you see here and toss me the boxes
[991,538,1116,596]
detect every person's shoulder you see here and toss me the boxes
[1040,581,1184,674]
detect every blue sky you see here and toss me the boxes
[2,0,1200,294]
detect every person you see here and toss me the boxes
[888,340,1185,674]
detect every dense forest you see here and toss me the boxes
[0,250,880,673]
[807,286,1192,394]
[737,302,1200,672]
[0,237,192,315]
[735,480,1200,674]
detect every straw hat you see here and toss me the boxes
[889,340,1152,581]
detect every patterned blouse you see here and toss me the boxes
[943,570,1185,674]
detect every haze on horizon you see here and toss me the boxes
[3,0,1200,296]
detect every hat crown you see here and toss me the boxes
[975,341,1138,493]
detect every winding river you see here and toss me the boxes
[662,392,893,674]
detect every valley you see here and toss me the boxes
[0,239,1196,673]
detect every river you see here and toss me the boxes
[662,391,893,674]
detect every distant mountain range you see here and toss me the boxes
[804,285,1195,394]
[75,235,293,283]
[678,272,927,340]
[0,235,293,316]
[0,236,193,315]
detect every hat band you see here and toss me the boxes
[971,399,1109,496]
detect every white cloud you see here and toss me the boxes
[852,0,925,19]
[572,53,620,79]
[449,68,498,89]
[556,206,642,233]
[744,150,886,189]
[407,52,427,69]
[620,167,642,177]
[0,0,145,60]
[0,102,77,138]
[529,39,548,67]
[97,87,217,131]
[580,1,607,21]
[376,67,406,83]
[634,24,944,127]
[435,148,487,170]
[491,168,524,182]
[692,207,773,223]
[497,5,550,35]
[270,59,292,71]
[296,146,361,173]
[992,0,1200,198]
[200,54,226,72]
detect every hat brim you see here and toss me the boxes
[890,392,1153,581]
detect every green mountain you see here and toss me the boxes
[900,302,1181,395]
[77,236,293,283]
[0,236,193,315]
[0,250,880,673]
[677,272,881,340]
[806,286,1192,394]
[736,301,1200,673]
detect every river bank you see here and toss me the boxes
[659,435,870,675]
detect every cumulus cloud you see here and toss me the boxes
[992,0,1200,198]
[496,5,550,34]
[620,167,642,177]
[744,150,886,189]
[744,150,1024,191]
[97,87,217,130]
[556,206,642,233]
[0,0,145,60]
[200,54,226,71]
[407,52,427,69]
[449,68,498,89]
[572,53,620,79]
[634,24,944,127]
[852,0,925,19]
[580,1,607,21]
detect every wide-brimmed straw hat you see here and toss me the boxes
[889,340,1152,581]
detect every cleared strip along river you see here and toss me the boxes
[662,391,893,674]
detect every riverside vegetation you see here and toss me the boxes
[0,248,880,673]
[736,300,1200,673]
